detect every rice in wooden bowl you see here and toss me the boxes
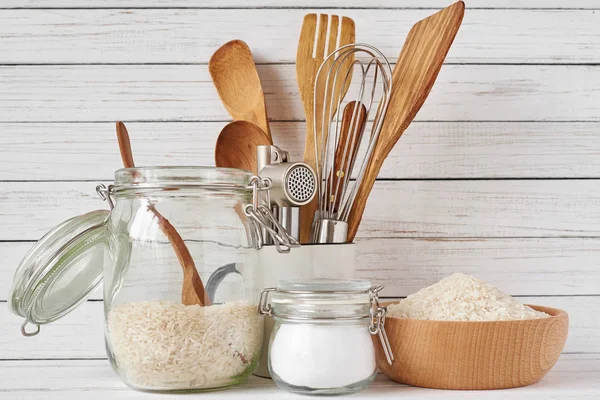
[374,274,569,390]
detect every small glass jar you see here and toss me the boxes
[9,167,298,392]
[258,279,394,396]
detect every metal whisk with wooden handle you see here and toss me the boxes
[311,44,392,243]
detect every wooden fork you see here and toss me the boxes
[297,13,355,243]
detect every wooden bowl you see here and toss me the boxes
[374,305,568,390]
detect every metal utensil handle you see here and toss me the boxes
[205,263,239,303]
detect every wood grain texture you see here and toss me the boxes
[149,209,209,306]
[0,2,598,396]
[348,1,464,241]
[1,180,598,241]
[4,237,600,298]
[297,13,355,242]
[0,297,595,359]
[375,305,568,389]
[214,121,271,173]
[331,101,367,214]
[115,122,135,168]
[0,355,599,399]
[356,180,600,238]
[115,122,207,306]
[209,40,271,140]
[0,355,598,399]
[3,65,599,122]
[0,9,600,63]
[357,238,600,297]
[2,1,599,8]
[1,121,599,180]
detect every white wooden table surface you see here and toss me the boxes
[1,0,599,398]
[1,354,598,399]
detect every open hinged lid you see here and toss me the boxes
[8,210,109,336]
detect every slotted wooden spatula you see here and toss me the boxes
[346,1,465,241]
[297,13,355,243]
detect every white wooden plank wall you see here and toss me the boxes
[0,0,598,389]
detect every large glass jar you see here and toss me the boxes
[258,279,394,396]
[9,167,266,392]
[103,167,264,391]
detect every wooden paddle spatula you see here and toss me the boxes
[115,122,208,307]
[346,1,465,242]
[297,13,355,243]
[209,40,272,143]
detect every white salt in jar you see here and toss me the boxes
[258,279,394,395]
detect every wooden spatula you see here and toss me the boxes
[346,1,465,242]
[209,40,272,142]
[115,122,208,307]
[297,13,355,243]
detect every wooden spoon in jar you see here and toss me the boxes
[115,122,208,307]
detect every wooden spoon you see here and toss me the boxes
[346,1,465,242]
[297,13,355,243]
[215,121,272,174]
[209,40,272,142]
[214,121,271,249]
[115,122,208,307]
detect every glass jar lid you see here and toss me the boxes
[8,210,108,336]
[113,166,253,192]
[259,279,374,320]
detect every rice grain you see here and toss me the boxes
[387,273,550,321]
[107,300,262,390]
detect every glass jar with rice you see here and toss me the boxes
[9,167,275,392]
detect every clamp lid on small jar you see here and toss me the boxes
[259,279,394,396]
[262,279,371,318]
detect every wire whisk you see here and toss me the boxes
[311,43,393,243]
